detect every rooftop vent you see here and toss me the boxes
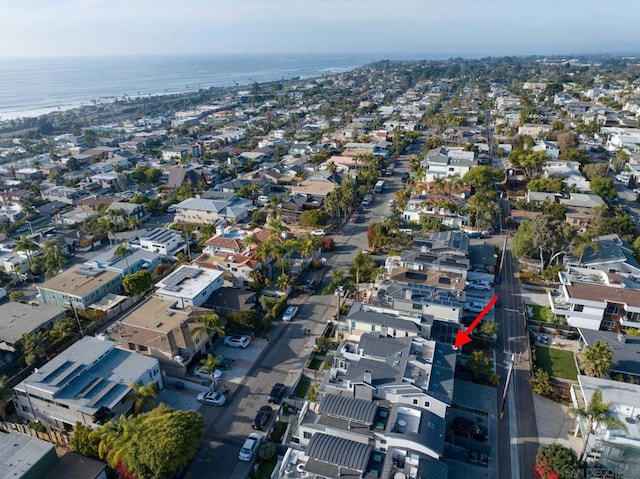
[155,322,163,328]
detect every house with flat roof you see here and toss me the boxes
[0,431,58,479]
[578,329,640,378]
[45,452,107,479]
[37,265,122,309]
[154,265,223,308]
[340,302,423,341]
[83,246,162,277]
[133,228,186,257]
[0,303,66,365]
[13,336,161,431]
[320,333,455,419]
[571,375,640,477]
[115,296,211,377]
[420,147,477,182]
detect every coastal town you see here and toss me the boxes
[1,55,640,479]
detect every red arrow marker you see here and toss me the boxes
[454,295,499,349]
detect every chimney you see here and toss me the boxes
[421,245,427,253]
[363,370,372,384]
[381,325,389,337]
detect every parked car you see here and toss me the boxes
[193,365,222,381]
[197,391,226,407]
[268,383,286,404]
[238,433,262,461]
[463,302,486,313]
[224,336,251,348]
[251,405,273,430]
[311,229,326,236]
[282,306,299,321]
[467,280,492,291]
[218,356,234,370]
[451,417,488,442]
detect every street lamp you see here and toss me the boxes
[334,286,344,321]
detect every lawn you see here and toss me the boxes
[534,346,577,380]
[294,379,311,398]
[307,357,323,370]
[526,304,549,322]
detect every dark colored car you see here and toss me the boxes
[451,417,488,442]
[219,356,234,370]
[268,383,286,404]
[251,405,273,430]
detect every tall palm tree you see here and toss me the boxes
[191,312,225,349]
[281,238,299,278]
[275,273,290,292]
[51,317,78,343]
[571,390,627,459]
[98,414,137,468]
[350,250,375,302]
[13,236,40,269]
[200,354,222,390]
[127,217,141,235]
[42,239,66,278]
[299,236,317,260]
[581,340,614,378]
[431,176,446,195]
[125,381,157,415]
[242,233,259,251]
[322,270,351,318]
[573,232,600,265]
[114,243,131,270]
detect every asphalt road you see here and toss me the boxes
[495,238,538,479]
[184,145,413,479]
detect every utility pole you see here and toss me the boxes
[71,303,85,337]
[500,353,515,418]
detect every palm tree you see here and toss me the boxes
[199,354,221,391]
[281,238,299,279]
[581,340,614,378]
[98,414,137,468]
[299,236,317,260]
[51,317,78,343]
[323,270,350,318]
[275,273,290,292]
[21,330,50,365]
[242,232,259,251]
[573,232,600,265]
[125,381,157,415]
[42,239,66,278]
[350,250,375,302]
[13,236,40,269]
[191,312,225,349]
[114,243,131,270]
[327,161,338,176]
[127,217,142,235]
[571,390,627,459]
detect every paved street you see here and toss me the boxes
[185,151,408,478]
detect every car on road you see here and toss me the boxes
[467,280,492,291]
[463,302,486,313]
[451,417,488,442]
[268,383,286,404]
[224,336,251,348]
[282,305,299,321]
[362,194,373,206]
[311,229,326,236]
[197,391,226,406]
[251,405,273,430]
[193,365,222,381]
[238,433,262,461]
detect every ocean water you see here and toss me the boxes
[0,53,380,120]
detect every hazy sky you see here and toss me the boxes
[1,0,638,58]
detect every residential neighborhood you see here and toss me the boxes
[3,55,640,479]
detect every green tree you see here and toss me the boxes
[530,369,553,397]
[556,131,578,151]
[589,176,616,200]
[323,270,351,318]
[199,354,221,390]
[572,231,600,265]
[466,351,497,384]
[534,443,581,479]
[125,381,158,416]
[531,215,574,267]
[42,239,66,278]
[350,250,376,301]
[581,340,613,378]
[9,291,26,302]
[258,442,277,461]
[70,422,100,459]
[124,405,205,479]
[21,330,50,365]
[13,236,40,269]
[122,270,152,295]
[461,166,504,191]
[299,210,329,228]
[0,375,13,420]
[527,177,564,193]
[582,162,609,180]
[479,321,498,337]
[191,312,225,348]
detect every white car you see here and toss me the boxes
[197,391,226,406]
[282,305,299,321]
[464,302,487,313]
[238,433,262,462]
[467,280,492,291]
[224,336,251,348]
[311,229,326,236]
[193,365,222,381]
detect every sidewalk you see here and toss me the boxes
[533,394,583,454]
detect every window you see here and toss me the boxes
[602,320,615,329]
[351,321,356,329]
[412,399,418,405]
[371,325,376,332]
[573,304,584,312]
[412,304,421,310]
[606,305,619,314]
[303,431,312,439]
[424,401,430,408]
